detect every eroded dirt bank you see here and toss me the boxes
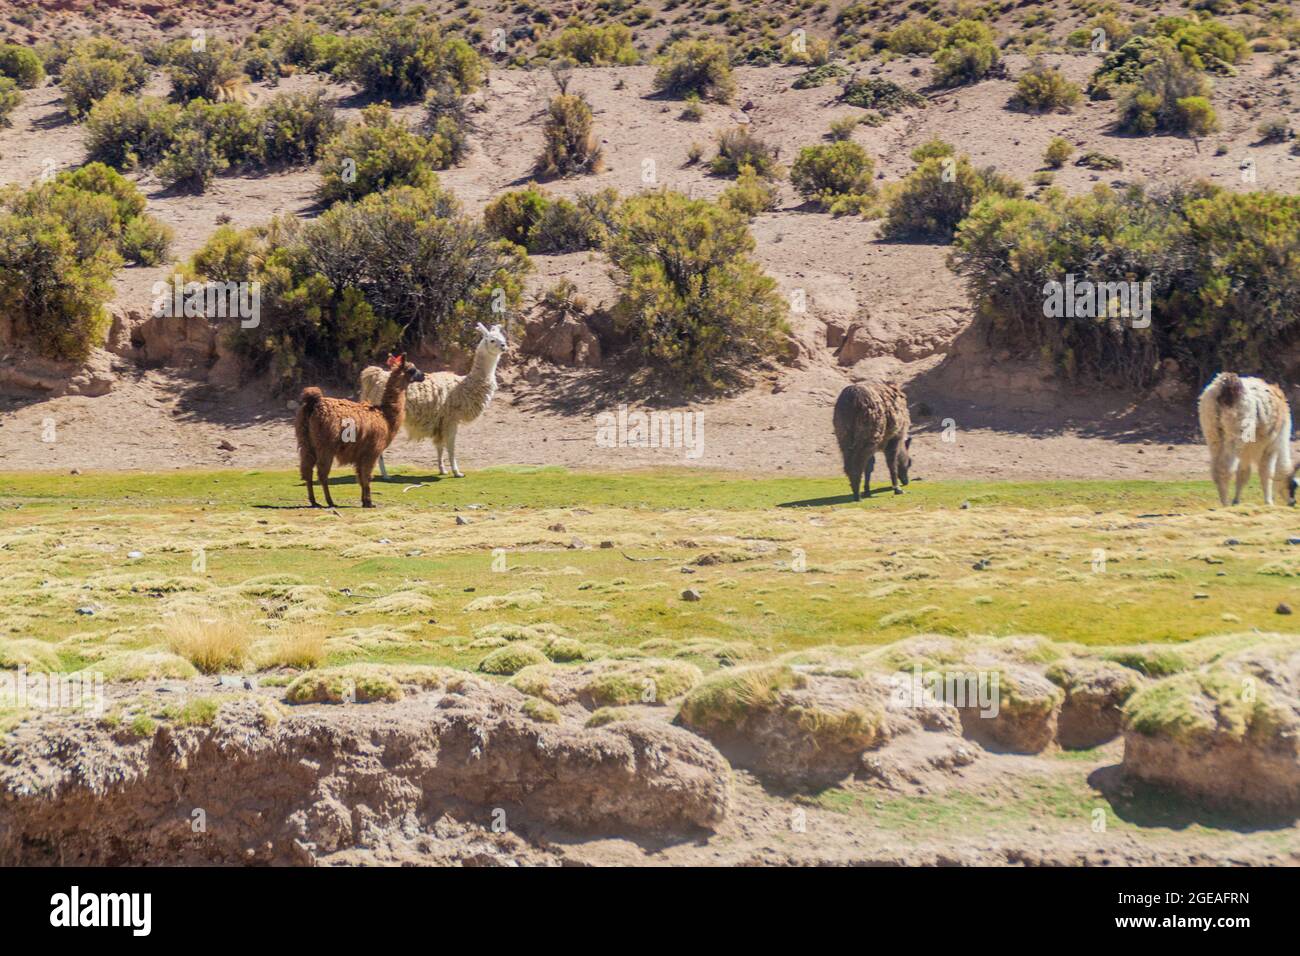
[3,635,1298,866]
[0,683,727,865]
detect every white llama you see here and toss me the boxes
[1198,372,1297,506]
[359,323,507,478]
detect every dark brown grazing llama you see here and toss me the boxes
[832,382,912,500]
[295,354,426,508]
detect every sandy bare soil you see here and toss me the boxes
[0,359,1209,479]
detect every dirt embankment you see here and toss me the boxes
[3,633,1297,866]
[0,680,729,866]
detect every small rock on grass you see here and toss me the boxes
[682,588,702,602]
[455,515,470,526]
[1278,603,1293,616]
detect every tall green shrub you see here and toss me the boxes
[84,92,180,167]
[931,20,1001,87]
[0,78,21,127]
[0,43,44,88]
[164,37,245,104]
[317,105,445,204]
[536,94,602,178]
[790,141,875,212]
[61,38,149,117]
[549,22,639,65]
[0,172,146,360]
[197,185,529,390]
[653,39,736,103]
[883,154,1021,240]
[1009,59,1081,112]
[342,18,483,102]
[950,184,1300,385]
[606,191,787,388]
[1114,40,1217,135]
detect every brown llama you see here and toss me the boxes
[295,354,426,508]
[832,382,912,500]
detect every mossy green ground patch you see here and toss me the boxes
[0,468,1294,674]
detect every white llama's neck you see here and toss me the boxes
[468,344,501,383]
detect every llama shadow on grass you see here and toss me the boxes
[372,473,453,484]
[778,492,873,507]
[252,503,335,510]
[300,473,449,487]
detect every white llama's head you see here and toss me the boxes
[475,322,508,355]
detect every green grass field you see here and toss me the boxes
[0,467,1296,678]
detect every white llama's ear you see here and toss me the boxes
[475,322,488,336]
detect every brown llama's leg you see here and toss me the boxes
[883,437,903,494]
[845,447,863,501]
[301,451,319,507]
[317,459,338,509]
[358,460,375,508]
[863,447,876,498]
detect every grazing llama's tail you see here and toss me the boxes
[1207,372,1259,444]
[1279,404,1296,477]
[1215,372,1244,408]
[295,387,323,452]
[832,391,868,485]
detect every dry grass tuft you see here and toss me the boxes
[0,638,62,672]
[165,613,254,674]
[255,626,327,670]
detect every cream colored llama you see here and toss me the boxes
[359,323,507,478]
[1198,372,1297,506]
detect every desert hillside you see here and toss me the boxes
[0,4,1297,477]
